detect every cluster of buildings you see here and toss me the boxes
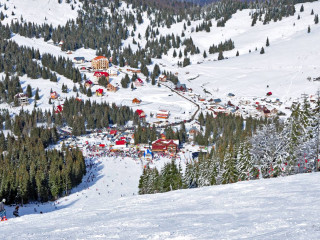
[74,56,120,96]
[61,126,181,158]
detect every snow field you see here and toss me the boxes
[0,0,81,27]
[1,168,320,239]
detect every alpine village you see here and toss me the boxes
[0,0,320,239]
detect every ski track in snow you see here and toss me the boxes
[0,154,320,240]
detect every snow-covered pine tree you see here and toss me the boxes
[197,154,218,186]
[236,142,254,181]
[221,145,238,184]
[250,120,288,178]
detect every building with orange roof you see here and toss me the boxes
[92,56,109,70]
[132,98,141,104]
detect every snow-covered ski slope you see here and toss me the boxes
[1,163,320,240]
[0,0,80,27]
[5,1,320,115]
[158,2,320,101]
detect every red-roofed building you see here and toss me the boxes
[135,78,144,87]
[152,139,179,153]
[110,130,117,135]
[93,71,109,84]
[55,105,63,113]
[85,80,93,88]
[136,109,146,118]
[96,88,103,96]
[116,140,126,146]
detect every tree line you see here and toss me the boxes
[139,98,320,194]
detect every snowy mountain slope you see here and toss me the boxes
[0,0,81,27]
[0,1,320,239]
[164,23,320,101]
[6,1,320,116]
[1,164,320,239]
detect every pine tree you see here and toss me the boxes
[266,37,270,47]
[183,57,190,67]
[173,49,177,58]
[87,88,92,97]
[300,5,304,12]
[35,88,40,100]
[315,14,319,24]
[218,51,224,60]
[203,50,207,58]
[260,47,265,54]
[236,143,253,181]
[236,51,239,57]
[221,145,238,184]
[308,25,311,33]
[26,84,32,98]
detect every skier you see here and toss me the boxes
[13,206,19,217]
[0,199,7,221]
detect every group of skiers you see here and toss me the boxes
[0,199,20,221]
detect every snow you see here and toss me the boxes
[0,0,81,27]
[1,160,320,239]
[6,1,320,122]
[1,1,320,238]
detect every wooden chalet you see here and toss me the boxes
[126,69,141,73]
[85,80,93,88]
[189,126,199,136]
[136,109,146,118]
[73,57,85,64]
[96,88,104,97]
[156,110,169,119]
[152,139,179,153]
[93,71,109,84]
[107,83,117,92]
[50,91,58,99]
[14,93,29,106]
[132,98,141,104]
[159,75,167,82]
